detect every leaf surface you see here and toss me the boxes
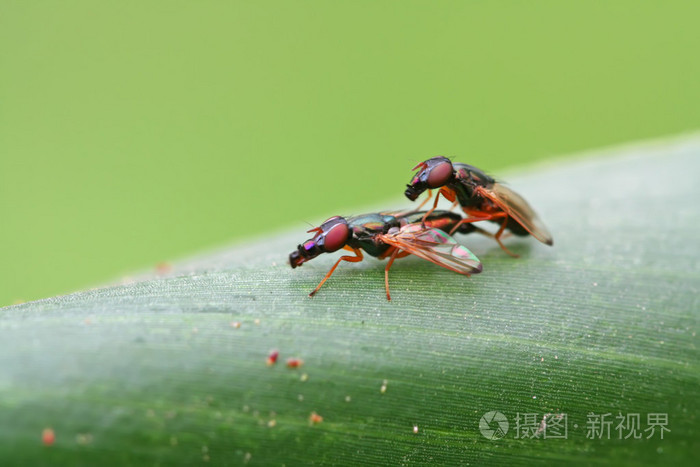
[1,136,698,465]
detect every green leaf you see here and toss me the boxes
[1,136,698,465]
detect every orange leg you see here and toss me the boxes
[377,246,411,260]
[308,248,364,297]
[377,246,395,260]
[421,190,443,226]
[383,249,410,301]
[414,189,433,211]
[448,211,520,258]
[493,216,519,258]
[394,189,433,217]
[447,214,493,235]
[422,188,462,225]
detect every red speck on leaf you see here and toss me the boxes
[42,428,55,446]
[267,350,279,366]
[286,358,303,368]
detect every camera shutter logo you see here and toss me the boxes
[480,411,509,440]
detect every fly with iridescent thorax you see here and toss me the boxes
[289,211,482,300]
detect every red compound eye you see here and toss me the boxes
[427,160,453,188]
[323,222,350,252]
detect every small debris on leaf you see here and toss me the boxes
[76,433,93,445]
[42,428,55,446]
[286,358,303,368]
[309,412,323,424]
[266,350,279,366]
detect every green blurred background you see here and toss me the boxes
[2,0,699,306]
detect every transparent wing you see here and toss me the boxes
[477,183,554,245]
[378,224,482,275]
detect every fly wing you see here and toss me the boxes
[378,224,482,275]
[477,183,554,245]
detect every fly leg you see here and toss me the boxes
[448,212,519,258]
[383,248,410,301]
[493,215,519,258]
[309,247,364,297]
[421,190,442,227]
[414,189,433,211]
[447,215,491,235]
[393,190,433,217]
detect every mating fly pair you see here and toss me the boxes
[290,158,553,300]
